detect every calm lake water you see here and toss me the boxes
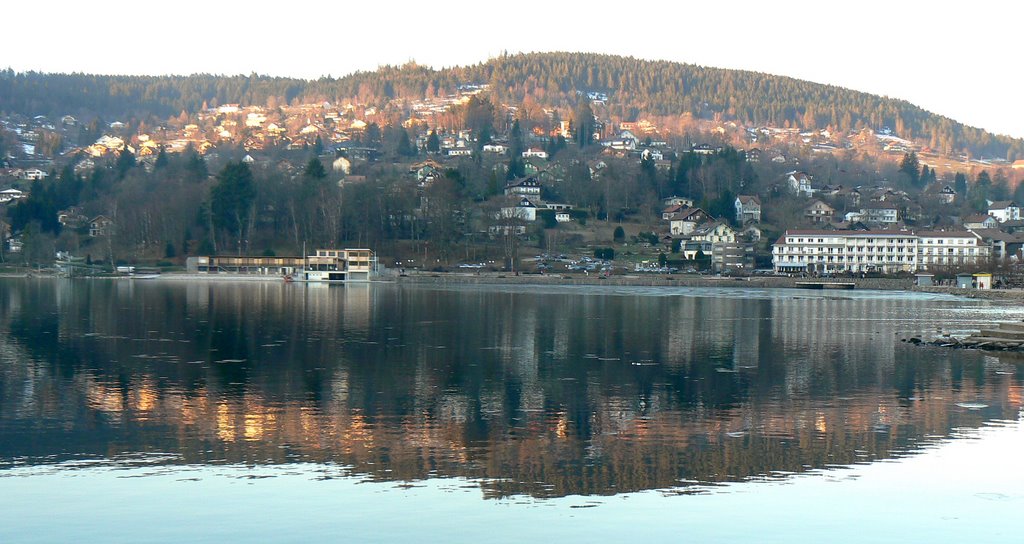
[1,279,1022,542]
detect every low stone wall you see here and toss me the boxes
[391,272,915,291]
[914,286,1024,300]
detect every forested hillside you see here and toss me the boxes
[2,52,1020,160]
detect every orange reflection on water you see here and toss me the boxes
[216,403,236,442]
[85,380,124,415]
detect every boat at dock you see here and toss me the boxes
[129,267,162,280]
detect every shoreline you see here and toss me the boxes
[388,271,1024,300]
[7,270,1024,300]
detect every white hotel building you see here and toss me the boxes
[772,230,990,274]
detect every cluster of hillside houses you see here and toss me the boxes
[5,97,1024,276]
[767,172,1024,274]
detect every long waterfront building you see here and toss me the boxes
[186,249,375,281]
[772,230,990,274]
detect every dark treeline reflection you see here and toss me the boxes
[0,280,1021,498]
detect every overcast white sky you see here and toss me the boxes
[7,1,1022,138]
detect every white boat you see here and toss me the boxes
[297,270,348,282]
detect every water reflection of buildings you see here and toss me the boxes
[31,368,1023,498]
[1,282,1022,499]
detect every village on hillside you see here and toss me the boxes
[2,84,1024,278]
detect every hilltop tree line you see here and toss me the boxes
[2,52,1021,160]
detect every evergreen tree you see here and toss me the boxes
[426,131,440,154]
[185,149,208,180]
[991,172,1010,201]
[475,126,492,152]
[573,99,595,148]
[397,129,415,157]
[364,122,381,147]
[210,161,256,254]
[304,157,326,179]
[954,172,968,196]
[1013,179,1024,205]
[509,119,525,157]
[899,152,920,187]
[462,95,495,137]
[506,156,525,180]
[116,147,136,179]
[154,146,169,169]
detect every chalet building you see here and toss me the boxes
[504,177,542,197]
[691,143,720,155]
[937,185,957,204]
[663,196,694,208]
[21,168,48,181]
[861,202,900,225]
[662,204,687,220]
[58,207,88,228]
[500,197,539,222]
[962,213,998,230]
[734,226,757,243]
[734,195,762,224]
[0,189,26,203]
[987,200,1020,223]
[89,216,115,237]
[640,148,664,161]
[601,138,636,151]
[804,200,835,224]
[786,171,814,197]
[410,161,440,185]
[691,222,736,244]
[817,185,842,198]
[667,207,712,236]
[837,187,862,208]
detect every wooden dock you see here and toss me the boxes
[794,282,856,290]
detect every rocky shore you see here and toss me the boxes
[12,270,1024,302]
[907,320,1024,352]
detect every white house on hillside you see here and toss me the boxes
[987,200,1020,223]
[499,197,539,222]
[504,177,541,197]
[861,202,900,224]
[522,148,548,159]
[786,171,814,197]
[734,195,761,224]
